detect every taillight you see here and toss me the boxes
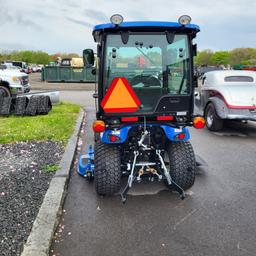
[121,117,139,122]
[176,133,186,140]
[92,120,105,133]
[108,134,120,142]
[193,116,206,129]
[156,116,174,121]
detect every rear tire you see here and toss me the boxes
[94,141,121,196]
[166,141,196,190]
[205,103,223,131]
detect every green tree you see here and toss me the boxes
[33,51,51,64]
[229,48,256,66]
[194,50,213,66]
[210,51,230,65]
[0,50,51,65]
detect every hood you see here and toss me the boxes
[220,84,256,107]
[0,69,27,77]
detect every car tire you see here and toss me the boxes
[37,96,52,115]
[0,86,11,98]
[25,96,39,116]
[15,97,28,116]
[0,97,12,116]
[165,141,196,190]
[205,103,223,131]
[94,141,121,196]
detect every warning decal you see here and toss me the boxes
[101,77,141,113]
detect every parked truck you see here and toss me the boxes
[0,65,30,97]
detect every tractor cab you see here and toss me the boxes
[85,15,200,126]
[81,15,205,203]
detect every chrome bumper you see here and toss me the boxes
[12,84,31,95]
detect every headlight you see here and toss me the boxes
[178,15,192,25]
[12,76,21,82]
[110,14,123,26]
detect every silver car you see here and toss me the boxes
[195,70,256,131]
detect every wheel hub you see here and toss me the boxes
[207,109,214,127]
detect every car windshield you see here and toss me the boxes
[103,33,191,113]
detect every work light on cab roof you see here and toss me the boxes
[109,14,192,27]
[178,15,192,25]
[110,14,124,26]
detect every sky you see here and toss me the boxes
[1,0,256,54]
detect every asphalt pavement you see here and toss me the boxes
[50,90,256,256]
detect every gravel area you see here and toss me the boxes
[0,141,64,256]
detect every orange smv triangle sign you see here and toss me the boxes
[101,77,141,113]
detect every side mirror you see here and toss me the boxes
[83,49,94,67]
[192,44,197,56]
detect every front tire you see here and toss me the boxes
[94,141,121,196]
[166,141,196,190]
[205,103,223,131]
[0,86,11,98]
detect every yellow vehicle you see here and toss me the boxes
[61,57,84,67]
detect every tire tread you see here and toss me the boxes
[167,141,196,190]
[94,141,121,195]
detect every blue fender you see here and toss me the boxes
[101,125,190,144]
[160,125,190,141]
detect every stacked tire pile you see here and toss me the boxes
[0,95,52,117]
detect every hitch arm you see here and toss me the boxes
[120,151,139,203]
[120,176,136,203]
[156,150,185,200]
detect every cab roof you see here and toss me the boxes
[93,21,200,33]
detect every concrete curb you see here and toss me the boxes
[21,109,85,256]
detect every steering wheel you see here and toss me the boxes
[130,75,161,87]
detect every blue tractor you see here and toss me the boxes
[79,15,205,202]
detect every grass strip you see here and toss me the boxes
[0,102,80,144]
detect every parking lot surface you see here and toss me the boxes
[50,90,256,256]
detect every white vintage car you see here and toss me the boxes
[195,70,256,131]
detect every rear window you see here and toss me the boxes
[224,76,254,82]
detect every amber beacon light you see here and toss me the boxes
[93,120,106,133]
[193,116,206,129]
